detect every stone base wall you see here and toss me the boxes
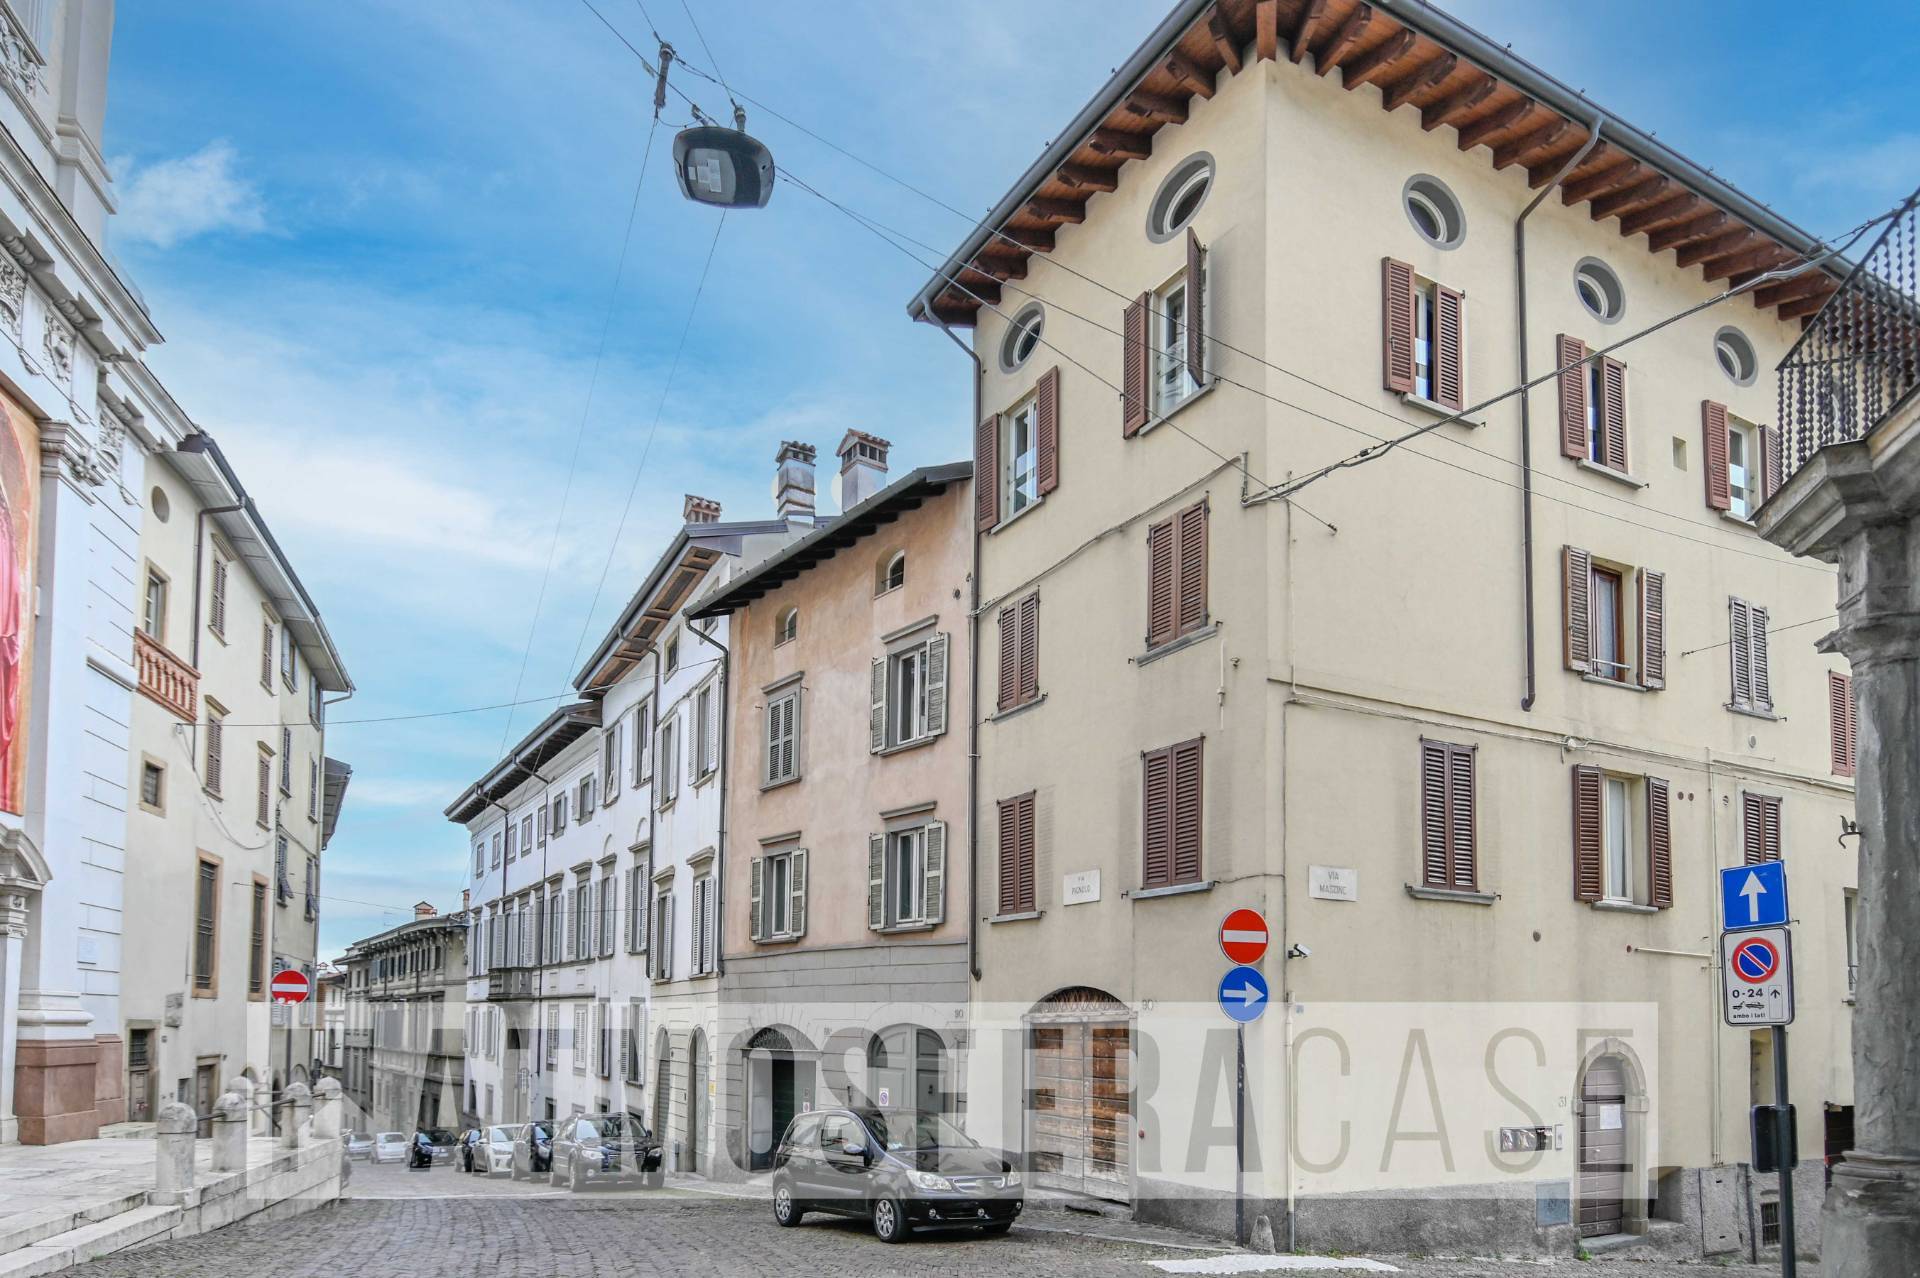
[13,1038,103,1144]
[92,1034,126,1127]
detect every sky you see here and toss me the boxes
[102,1,1920,959]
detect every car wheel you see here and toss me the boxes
[872,1196,910,1244]
[642,1171,664,1190]
[569,1159,585,1193]
[772,1179,803,1227]
[980,1221,1013,1237]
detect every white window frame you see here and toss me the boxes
[890,645,930,746]
[602,722,621,801]
[632,699,653,787]
[693,681,717,782]
[657,715,680,806]
[1726,415,1761,520]
[764,851,795,939]
[572,1005,589,1074]
[1002,394,1039,518]
[1602,775,1633,903]
[889,827,928,927]
[1153,263,1206,417]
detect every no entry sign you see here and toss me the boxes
[271,969,312,1005]
[1218,908,1269,965]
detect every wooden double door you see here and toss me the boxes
[1028,1018,1131,1201]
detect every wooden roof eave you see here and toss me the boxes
[911,0,1843,330]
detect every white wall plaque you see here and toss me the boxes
[1063,869,1101,906]
[1308,865,1358,901]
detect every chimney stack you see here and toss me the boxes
[461,888,470,912]
[836,430,891,510]
[414,901,437,919]
[773,441,817,524]
[684,494,722,525]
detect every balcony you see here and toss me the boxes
[134,629,198,722]
[487,964,535,1002]
[1776,185,1920,489]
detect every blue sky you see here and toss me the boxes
[104,1,1918,958]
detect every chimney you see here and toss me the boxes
[461,888,470,912]
[414,901,436,919]
[773,441,817,524]
[836,430,891,510]
[684,494,722,525]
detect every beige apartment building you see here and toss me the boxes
[909,0,1858,1257]
[689,437,972,1177]
[340,903,466,1134]
[124,433,352,1125]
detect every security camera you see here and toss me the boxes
[1286,943,1311,960]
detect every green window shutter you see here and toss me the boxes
[867,834,885,930]
[749,856,764,942]
[923,822,947,924]
[870,657,887,753]
[925,634,950,737]
[790,849,808,938]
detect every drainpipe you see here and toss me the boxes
[938,319,985,982]
[188,499,247,668]
[1516,121,1602,712]
[686,622,729,977]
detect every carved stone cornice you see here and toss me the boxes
[37,419,105,498]
[0,252,21,338]
[0,822,48,937]
[40,306,71,384]
[0,7,45,102]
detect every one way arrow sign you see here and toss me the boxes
[1218,966,1269,1024]
[1721,861,1789,933]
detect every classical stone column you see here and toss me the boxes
[1760,414,1920,1276]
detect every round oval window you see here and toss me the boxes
[1574,259,1625,322]
[150,487,170,522]
[1714,327,1757,385]
[1147,155,1214,242]
[1000,305,1045,372]
[1402,175,1465,249]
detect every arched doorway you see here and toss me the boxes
[1575,1045,1648,1241]
[742,1025,816,1172]
[1026,987,1132,1201]
[866,1026,948,1115]
[686,1030,708,1174]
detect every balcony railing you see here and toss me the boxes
[1778,184,1920,485]
[133,628,198,722]
[487,964,535,1001]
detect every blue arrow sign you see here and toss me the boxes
[1721,861,1788,932]
[1218,965,1269,1023]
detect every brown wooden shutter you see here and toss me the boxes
[1142,746,1173,887]
[1171,737,1204,884]
[1729,598,1754,707]
[1600,356,1628,471]
[1018,592,1040,704]
[1749,604,1772,710]
[1762,425,1783,501]
[1646,775,1673,909]
[1146,518,1175,647]
[975,412,1000,531]
[1571,765,1604,902]
[1419,741,1449,888]
[1175,501,1209,637]
[997,798,1020,914]
[1433,284,1465,410]
[1830,672,1856,777]
[1638,569,1666,690]
[1123,293,1150,436]
[1015,793,1036,911]
[1743,793,1783,864]
[1702,401,1731,511]
[996,603,1018,712]
[1036,366,1061,495]
[1562,546,1593,673]
[1382,258,1416,393]
[1186,229,1206,387]
[1556,335,1589,458]
[1446,745,1475,890]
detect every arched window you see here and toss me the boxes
[877,552,905,595]
[774,607,798,646]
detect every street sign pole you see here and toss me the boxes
[1773,1023,1795,1278]
[1216,908,1269,1249]
[1235,1022,1245,1246]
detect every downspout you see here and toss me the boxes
[687,621,729,976]
[1515,121,1602,712]
[938,319,985,982]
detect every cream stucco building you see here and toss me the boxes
[908,0,1859,1257]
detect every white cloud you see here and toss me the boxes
[116,141,269,249]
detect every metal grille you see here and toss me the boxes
[1778,185,1920,483]
[1760,1200,1781,1247]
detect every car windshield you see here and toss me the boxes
[581,1113,649,1142]
[421,1128,456,1144]
[488,1127,514,1143]
[376,1132,404,1144]
[860,1110,977,1153]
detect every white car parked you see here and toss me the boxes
[371,1131,409,1164]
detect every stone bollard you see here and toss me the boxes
[211,1091,248,1173]
[312,1078,341,1143]
[280,1082,311,1149]
[225,1075,263,1137]
[155,1101,197,1199]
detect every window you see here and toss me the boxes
[503,820,516,863]
[1146,501,1208,649]
[625,998,645,1083]
[304,854,317,921]
[996,592,1040,712]
[1830,672,1857,777]
[552,792,569,833]
[1153,268,1203,416]
[664,634,680,676]
[1715,326,1758,385]
[193,857,219,994]
[1561,547,1664,690]
[878,552,905,596]
[208,549,229,638]
[279,727,293,795]
[520,813,534,852]
[1000,303,1045,372]
[657,715,679,804]
[1382,259,1465,410]
[573,1005,589,1074]
[650,889,673,981]
[693,683,717,781]
[575,871,593,959]
[474,841,486,877]
[491,830,502,868]
[1402,174,1465,248]
[996,793,1036,914]
[1142,738,1203,889]
[1574,259,1625,322]
[1418,740,1476,891]
[1572,766,1673,907]
[282,627,298,690]
[309,758,320,821]
[627,864,649,953]
[139,760,165,813]
[204,704,225,795]
[774,607,798,646]
[765,684,800,785]
[754,848,804,941]
[598,871,615,959]
[1742,792,1783,864]
[632,701,653,786]
[1726,417,1762,519]
[871,633,949,751]
[249,880,267,997]
[150,486,170,521]
[1729,598,1773,713]
[1149,154,1213,241]
[260,618,276,689]
[142,569,167,641]
[1003,394,1040,518]
[602,722,621,800]
[1557,336,1627,472]
[690,875,715,974]
[1844,890,1859,998]
[538,802,550,844]
[546,888,565,963]
[577,774,595,822]
[255,747,273,828]
[867,823,945,930]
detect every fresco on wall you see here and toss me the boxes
[0,391,37,815]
